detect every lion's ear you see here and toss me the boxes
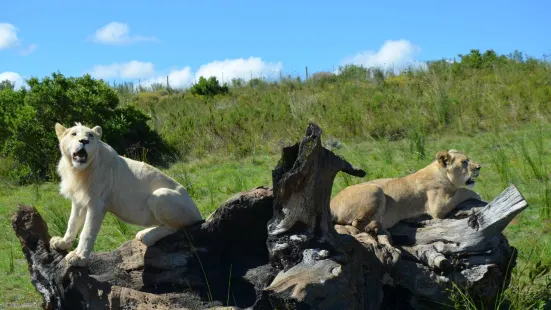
[436,150,450,167]
[92,126,102,139]
[55,123,68,140]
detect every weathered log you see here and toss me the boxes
[382,185,527,309]
[11,122,527,310]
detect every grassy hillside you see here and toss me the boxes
[113,49,551,163]
[1,49,550,308]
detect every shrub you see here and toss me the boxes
[0,85,25,146]
[451,49,508,73]
[230,78,245,87]
[310,71,336,81]
[337,64,370,81]
[0,72,175,184]
[189,76,229,96]
[310,71,338,87]
[0,79,16,91]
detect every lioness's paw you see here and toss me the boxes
[50,236,72,251]
[135,228,158,247]
[135,230,146,242]
[65,250,89,267]
[135,232,156,247]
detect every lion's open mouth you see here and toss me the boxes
[72,149,88,164]
[466,177,475,186]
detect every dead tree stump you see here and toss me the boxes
[11,123,527,310]
[261,123,388,309]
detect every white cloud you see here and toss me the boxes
[0,23,19,49]
[90,61,155,79]
[195,57,283,84]
[141,57,282,89]
[119,61,155,78]
[20,43,38,56]
[341,39,425,73]
[0,71,25,88]
[92,22,158,45]
[143,67,194,89]
[0,23,38,55]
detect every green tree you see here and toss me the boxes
[0,80,15,91]
[453,49,508,72]
[190,76,229,96]
[0,86,25,146]
[1,72,175,184]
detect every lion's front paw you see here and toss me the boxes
[65,250,89,267]
[135,230,148,244]
[135,227,158,247]
[136,233,157,247]
[50,236,72,251]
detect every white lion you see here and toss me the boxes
[50,122,203,267]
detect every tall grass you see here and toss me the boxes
[41,205,69,237]
[517,126,551,220]
[488,138,512,188]
[103,52,551,165]
[406,110,428,160]
[8,248,14,274]
[114,217,131,239]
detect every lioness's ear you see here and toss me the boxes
[55,123,68,140]
[436,150,450,167]
[92,126,102,139]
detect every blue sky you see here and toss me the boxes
[1,0,550,88]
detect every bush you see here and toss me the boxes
[189,76,229,96]
[451,49,508,73]
[0,72,175,184]
[0,79,16,91]
[0,84,25,146]
[311,71,337,81]
[337,64,370,81]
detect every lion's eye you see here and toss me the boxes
[88,134,94,138]
[71,133,76,136]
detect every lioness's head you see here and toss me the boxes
[55,122,102,170]
[436,149,481,189]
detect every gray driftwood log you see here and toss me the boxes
[11,123,528,310]
[378,184,526,308]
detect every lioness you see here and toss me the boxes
[331,149,482,240]
[50,122,203,267]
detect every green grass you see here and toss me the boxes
[108,52,551,166]
[1,122,550,309]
